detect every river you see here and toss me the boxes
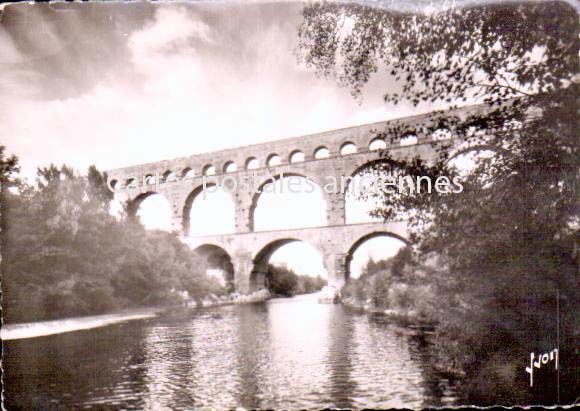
[2,294,460,409]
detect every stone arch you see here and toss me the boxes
[446,144,505,177]
[109,178,119,190]
[223,161,237,173]
[345,158,391,189]
[182,167,194,179]
[447,144,505,162]
[127,191,158,218]
[314,146,330,159]
[126,191,173,231]
[246,157,259,170]
[202,164,216,176]
[144,174,156,185]
[340,141,357,155]
[250,238,325,292]
[432,128,452,141]
[183,183,235,236]
[162,170,177,183]
[248,173,328,232]
[267,153,282,167]
[289,150,305,163]
[399,134,418,146]
[183,184,214,235]
[193,244,235,292]
[344,158,396,224]
[369,137,387,151]
[126,177,138,188]
[344,231,409,280]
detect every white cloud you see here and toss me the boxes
[1,4,403,184]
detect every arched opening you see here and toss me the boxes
[447,147,499,178]
[250,174,327,232]
[193,244,235,293]
[267,154,282,167]
[126,177,138,188]
[202,165,216,176]
[432,128,452,141]
[223,161,237,173]
[340,142,357,155]
[183,184,235,236]
[246,157,259,170]
[182,167,194,179]
[314,146,330,159]
[400,134,418,146]
[162,170,177,183]
[250,239,327,293]
[144,174,157,185]
[369,137,387,151]
[345,160,395,224]
[289,150,305,163]
[129,192,173,232]
[345,232,408,280]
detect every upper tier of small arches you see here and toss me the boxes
[109,128,452,190]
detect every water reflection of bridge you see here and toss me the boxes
[106,104,488,292]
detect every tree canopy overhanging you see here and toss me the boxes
[298,1,578,405]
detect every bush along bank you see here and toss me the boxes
[340,248,437,326]
[339,248,463,377]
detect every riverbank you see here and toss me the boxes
[2,289,272,341]
[183,289,271,308]
[341,297,433,328]
[1,308,161,340]
[340,297,466,381]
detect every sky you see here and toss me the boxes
[1,1,446,182]
[1,1,449,278]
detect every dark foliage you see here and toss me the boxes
[299,1,579,405]
[0,157,219,323]
[266,263,327,297]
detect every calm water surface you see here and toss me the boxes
[4,294,459,409]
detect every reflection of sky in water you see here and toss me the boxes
[136,296,454,409]
[4,297,459,409]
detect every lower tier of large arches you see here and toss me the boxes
[186,221,409,293]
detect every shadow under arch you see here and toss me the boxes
[344,231,410,280]
[250,238,326,292]
[193,243,235,293]
[248,172,328,232]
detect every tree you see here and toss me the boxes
[266,264,299,296]
[298,1,578,405]
[1,162,215,322]
[265,264,327,296]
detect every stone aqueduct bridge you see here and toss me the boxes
[106,104,486,292]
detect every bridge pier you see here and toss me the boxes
[232,251,254,293]
[171,211,184,233]
[326,191,346,226]
[324,252,348,289]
